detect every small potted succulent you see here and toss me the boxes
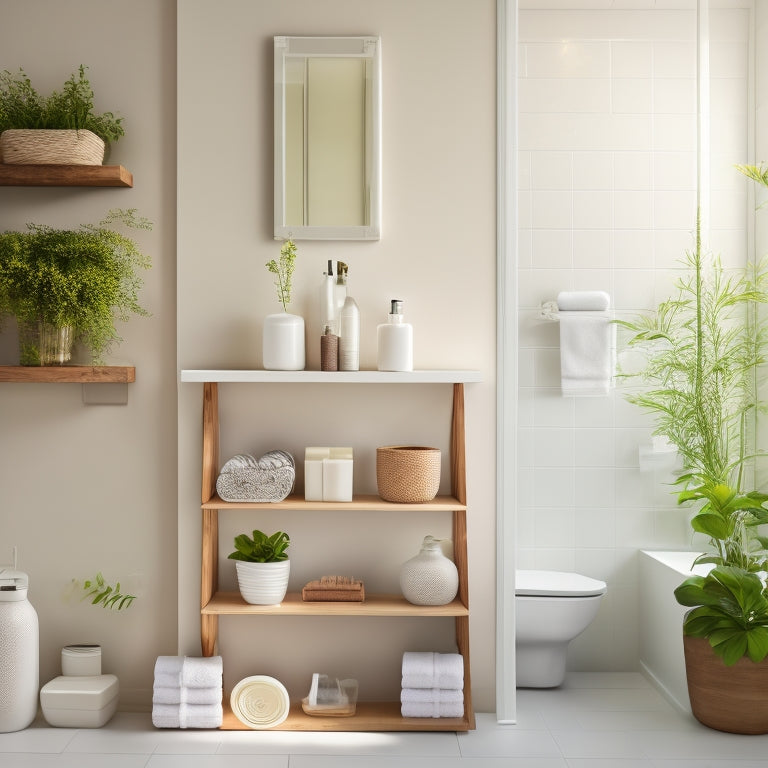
[0,65,124,165]
[262,239,304,370]
[228,529,290,605]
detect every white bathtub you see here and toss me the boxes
[639,550,712,712]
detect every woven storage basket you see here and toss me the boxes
[0,129,105,165]
[376,445,441,503]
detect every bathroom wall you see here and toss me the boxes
[177,0,498,709]
[0,0,178,707]
[517,2,752,671]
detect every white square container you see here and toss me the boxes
[61,644,101,676]
[40,674,119,728]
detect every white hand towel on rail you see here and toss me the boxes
[556,291,615,397]
[401,652,464,690]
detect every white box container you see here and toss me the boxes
[40,674,119,728]
[304,447,353,502]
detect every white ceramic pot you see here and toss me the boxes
[262,312,305,370]
[400,536,459,606]
[235,560,290,605]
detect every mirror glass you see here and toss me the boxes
[274,36,382,240]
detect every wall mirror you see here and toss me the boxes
[274,35,382,240]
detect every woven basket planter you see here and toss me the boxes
[376,445,441,503]
[0,129,105,165]
[683,634,768,734]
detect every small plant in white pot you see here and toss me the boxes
[228,530,290,605]
[262,239,304,370]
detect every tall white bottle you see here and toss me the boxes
[377,299,413,371]
[0,565,39,732]
[319,260,336,334]
[339,295,360,371]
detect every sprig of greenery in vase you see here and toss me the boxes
[265,239,297,311]
[617,164,768,664]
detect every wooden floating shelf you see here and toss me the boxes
[220,700,471,732]
[181,369,482,384]
[0,366,136,383]
[0,164,133,187]
[202,493,466,512]
[203,591,468,617]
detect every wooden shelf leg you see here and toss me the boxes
[201,382,220,657]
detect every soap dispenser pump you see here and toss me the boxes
[377,299,413,372]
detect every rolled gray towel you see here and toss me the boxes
[216,450,295,502]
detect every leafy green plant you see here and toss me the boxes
[76,572,136,611]
[227,530,290,563]
[265,239,297,311]
[0,208,152,363]
[618,163,768,665]
[0,65,124,144]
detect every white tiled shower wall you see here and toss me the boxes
[517,4,751,671]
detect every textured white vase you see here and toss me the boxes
[235,560,290,605]
[262,313,305,371]
[0,571,39,733]
[400,536,459,606]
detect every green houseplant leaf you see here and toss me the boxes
[227,529,290,563]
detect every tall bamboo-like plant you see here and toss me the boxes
[618,164,768,664]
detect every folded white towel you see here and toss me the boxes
[401,652,464,690]
[400,687,464,705]
[152,685,222,705]
[153,656,223,689]
[556,290,611,312]
[401,699,464,718]
[151,702,223,729]
[558,309,615,397]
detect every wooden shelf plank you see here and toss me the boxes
[220,700,471,731]
[203,591,468,617]
[0,164,133,187]
[181,369,482,384]
[202,493,466,512]
[0,366,135,383]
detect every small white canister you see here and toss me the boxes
[62,645,102,676]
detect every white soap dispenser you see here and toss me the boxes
[377,299,413,372]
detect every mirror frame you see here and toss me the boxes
[274,35,382,241]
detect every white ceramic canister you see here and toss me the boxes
[0,567,39,732]
[400,536,459,606]
[262,312,305,370]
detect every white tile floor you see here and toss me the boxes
[2,673,768,767]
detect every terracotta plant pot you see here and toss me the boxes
[683,634,768,734]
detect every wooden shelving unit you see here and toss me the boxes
[0,365,135,383]
[0,164,133,187]
[181,369,481,732]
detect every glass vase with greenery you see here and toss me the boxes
[0,208,151,365]
[618,164,768,665]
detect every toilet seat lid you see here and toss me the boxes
[516,569,607,597]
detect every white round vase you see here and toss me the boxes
[400,536,459,606]
[262,313,305,371]
[235,560,290,606]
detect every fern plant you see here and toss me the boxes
[618,164,768,665]
[0,65,124,143]
[0,208,151,363]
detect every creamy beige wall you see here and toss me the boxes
[177,0,498,710]
[0,1,178,708]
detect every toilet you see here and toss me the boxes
[515,569,607,688]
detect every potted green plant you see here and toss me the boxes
[228,529,290,605]
[0,65,124,165]
[262,239,304,370]
[0,208,151,365]
[618,164,768,733]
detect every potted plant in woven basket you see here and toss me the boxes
[617,163,768,734]
[0,208,151,365]
[0,65,124,165]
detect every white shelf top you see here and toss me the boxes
[180,369,482,384]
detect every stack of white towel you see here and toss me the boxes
[152,656,223,729]
[400,651,464,718]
